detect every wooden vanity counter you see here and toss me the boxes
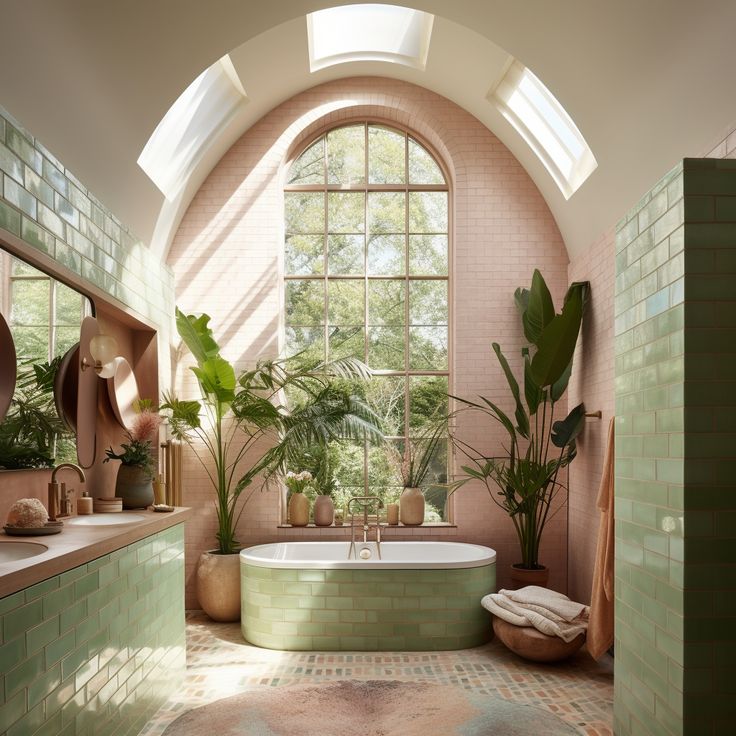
[0,507,191,598]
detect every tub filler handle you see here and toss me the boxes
[347,496,384,560]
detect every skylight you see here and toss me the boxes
[138,55,247,201]
[491,60,597,199]
[307,4,434,72]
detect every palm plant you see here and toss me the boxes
[451,270,589,570]
[161,308,383,554]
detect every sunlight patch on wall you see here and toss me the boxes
[307,4,434,72]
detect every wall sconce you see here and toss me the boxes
[81,334,119,378]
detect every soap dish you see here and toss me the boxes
[152,504,175,513]
[4,523,63,536]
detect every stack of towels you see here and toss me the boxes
[481,586,589,642]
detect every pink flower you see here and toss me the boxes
[130,409,162,442]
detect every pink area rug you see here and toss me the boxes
[161,680,578,735]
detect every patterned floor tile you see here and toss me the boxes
[139,612,613,736]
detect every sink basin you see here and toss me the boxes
[67,512,147,526]
[0,541,48,563]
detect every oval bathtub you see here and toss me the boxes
[240,541,496,651]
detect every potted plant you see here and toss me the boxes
[161,308,382,621]
[389,419,447,526]
[451,270,588,586]
[104,403,161,509]
[284,470,313,526]
[294,444,338,526]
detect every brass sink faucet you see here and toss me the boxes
[48,462,86,521]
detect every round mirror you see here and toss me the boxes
[0,312,16,423]
[107,357,141,431]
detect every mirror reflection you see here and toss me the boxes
[0,248,91,469]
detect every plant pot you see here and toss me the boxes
[509,563,549,589]
[196,550,241,622]
[399,487,424,526]
[314,495,334,526]
[288,492,309,526]
[114,464,154,509]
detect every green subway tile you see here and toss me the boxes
[27,662,61,708]
[0,198,21,234]
[26,616,60,654]
[21,215,54,254]
[6,650,44,697]
[4,599,43,640]
[0,142,24,183]
[3,176,36,218]
[0,634,26,671]
[0,591,24,616]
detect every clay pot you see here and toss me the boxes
[196,550,241,622]
[386,503,399,525]
[399,487,424,526]
[313,495,334,526]
[509,564,550,589]
[114,464,154,509]
[288,492,310,526]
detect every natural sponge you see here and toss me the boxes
[6,498,48,528]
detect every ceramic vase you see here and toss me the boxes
[196,550,241,622]
[399,487,424,526]
[386,503,399,525]
[115,464,154,509]
[288,492,309,526]
[509,563,549,589]
[313,495,335,526]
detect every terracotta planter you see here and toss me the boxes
[114,464,154,509]
[288,492,309,526]
[313,495,334,526]
[196,550,241,622]
[509,564,549,589]
[399,487,424,526]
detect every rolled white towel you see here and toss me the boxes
[499,585,588,622]
[482,588,589,643]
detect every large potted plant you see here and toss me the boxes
[162,308,382,621]
[451,270,588,586]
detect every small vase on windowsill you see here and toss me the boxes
[314,495,334,526]
[399,486,424,526]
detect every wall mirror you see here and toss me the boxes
[0,247,92,470]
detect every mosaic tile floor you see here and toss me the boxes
[139,611,614,736]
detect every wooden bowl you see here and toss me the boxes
[492,617,585,662]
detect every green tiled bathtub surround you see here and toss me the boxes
[0,105,173,329]
[241,563,495,651]
[0,524,186,736]
[615,159,736,736]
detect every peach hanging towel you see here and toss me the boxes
[587,416,615,659]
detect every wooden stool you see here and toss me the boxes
[492,616,585,662]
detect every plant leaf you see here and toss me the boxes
[175,307,220,365]
[529,285,583,387]
[521,269,555,344]
[551,403,586,448]
[191,356,236,404]
[523,356,544,416]
[492,343,529,438]
[550,357,574,402]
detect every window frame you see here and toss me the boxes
[282,119,454,523]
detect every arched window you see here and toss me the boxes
[284,122,450,521]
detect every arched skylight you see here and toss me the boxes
[137,56,247,201]
[491,60,597,199]
[307,4,434,72]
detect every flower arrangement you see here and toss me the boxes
[389,420,447,489]
[284,470,313,494]
[103,406,161,478]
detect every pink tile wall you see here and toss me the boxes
[167,77,570,607]
[566,229,616,605]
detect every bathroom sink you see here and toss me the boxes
[0,541,48,563]
[67,512,147,526]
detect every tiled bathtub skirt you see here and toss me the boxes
[139,611,614,736]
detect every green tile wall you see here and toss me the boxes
[0,105,173,328]
[0,524,185,736]
[241,562,495,651]
[614,159,736,735]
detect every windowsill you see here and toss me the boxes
[277,522,457,529]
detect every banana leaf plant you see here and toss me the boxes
[451,270,589,570]
[161,308,383,555]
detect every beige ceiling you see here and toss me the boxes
[2,1,735,261]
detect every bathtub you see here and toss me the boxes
[240,541,496,651]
